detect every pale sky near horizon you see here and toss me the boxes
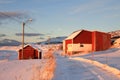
[0,0,120,42]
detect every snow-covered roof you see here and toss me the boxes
[19,44,42,51]
[65,30,82,40]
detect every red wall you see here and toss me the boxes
[73,30,92,44]
[19,45,39,59]
[65,39,72,53]
[92,31,111,51]
[64,30,111,54]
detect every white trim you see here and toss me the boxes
[67,43,92,52]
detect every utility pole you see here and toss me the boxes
[21,19,32,59]
[22,22,25,59]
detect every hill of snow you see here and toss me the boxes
[0,39,21,46]
[38,36,67,44]
[108,30,120,38]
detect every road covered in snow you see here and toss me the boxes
[53,51,120,80]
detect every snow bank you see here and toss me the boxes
[0,58,56,80]
[71,57,120,78]
[70,48,120,78]
[0,59,45,80]
[79,48,120,70]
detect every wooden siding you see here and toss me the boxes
[92,31,111,51]
[73,30,92,44]
[63,30,111,55]
[18,45,41,60]
[64,39,72,53]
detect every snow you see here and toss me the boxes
[0,59,48,80]
[0,45,49,61]
[53,51,120,80]
[65,30,82,40]
[0,45,120,80]
[0,46,20,51]
[0,45,54,80]
[71,57,120,78]
[0,50,18,60]
[79,48,120,70]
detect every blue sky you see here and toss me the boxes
[0,0,120,42]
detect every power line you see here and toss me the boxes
[25,25,50,42]
[0,12,49,42]
[0,12,22,23]
[25,25,47,37]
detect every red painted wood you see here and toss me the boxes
[92,31,111,51]
[18,45,41,60]
[64,30,111,54]
[73,30,92,44]
[65,39,72,53]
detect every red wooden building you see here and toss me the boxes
[92,31,111,51]
[18,44,42,60]
[63,30,111,55]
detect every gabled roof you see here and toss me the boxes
[19,44,42,51]
[65,30,82,40]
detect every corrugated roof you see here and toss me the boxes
[65,30,82,40]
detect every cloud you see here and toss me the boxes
[0,11,30,24]
[0,34,6,37]
[0,11,26,20]
[15,33,45,37]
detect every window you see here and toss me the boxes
[80,44,84,47]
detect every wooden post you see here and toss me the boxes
[22,22,25,59]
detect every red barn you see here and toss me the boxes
[63,30,111,55]
[18,44,42,60]
[92,31,111,51]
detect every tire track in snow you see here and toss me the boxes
[53,58,70,80]
[81,62,104,80]
[53,53,120,80]
[71,57,120,80]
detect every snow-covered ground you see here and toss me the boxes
[0,46,20,61]
[0,45,49,61]
[0,50,18,60]
[0,59,48,80]
[79,48,120,70]
[0,45,56,80]
[1,45,120,80]
[53,51,120,80]
[0,46,20,51]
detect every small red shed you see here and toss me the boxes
[63,29,111,55]
[18,44,42,60]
